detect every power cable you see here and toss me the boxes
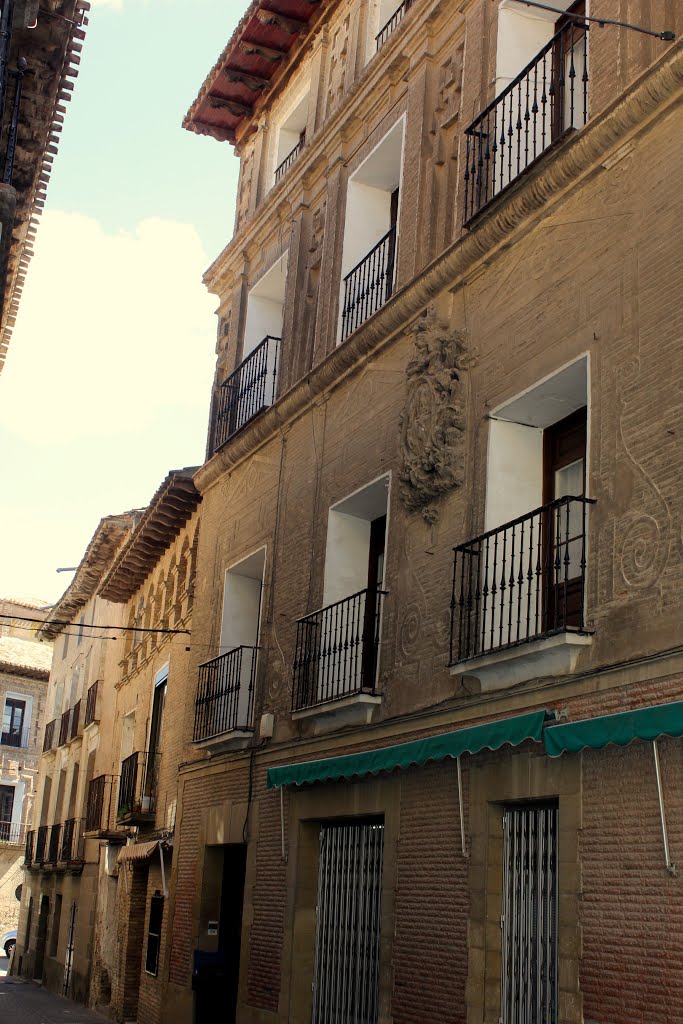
[0,613,190,636]
[514,0,675,41]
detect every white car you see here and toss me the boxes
[1,928,16,957]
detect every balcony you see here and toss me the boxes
[211,334,280,455]
[42,719,56,753]
[84,774,118,837]
[24,829,34,866]
[463,20,588,222]
[117,751,160,825]
[47,823,61,865]
[292,588,387,719]
[35,824,48,864]
[450,496,595,690]
[1,726,29,748]
[84,680,99,726]
[70,700,81,740]
[274,130,305,184]
[376,0,414,50]
[193,646,257,745]
[340,226,397,342]
[0,820,25,845]
[58,709,71,747]
[59,818,85,866]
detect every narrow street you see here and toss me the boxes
[0,958,106,1024]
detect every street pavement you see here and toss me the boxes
[0,960,107,1023]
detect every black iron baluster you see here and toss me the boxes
[582,26,589,124]
[526,514,535,641]
[481,537,490,655]
[541,51,548,152]
[499,94,506,198]
[507,523,516,646]
[499,529,508,649]
[562,499,571,629]
[516,81,522,177]
[516,520,525,643]
[524,71,530,173]
[490,532,499,653]
[579,498,587,628]
[532,63,539,161]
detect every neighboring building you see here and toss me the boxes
[0,632,51,937]
[90,469,200,1022]
[14,473,201,1022]
[0,596,51,639]
[14,513,136,997]
[150,3,683,1024]
[0,0,90,372]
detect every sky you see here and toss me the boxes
[0,0,245,606]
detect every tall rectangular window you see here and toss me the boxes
[312,820,384,1023]
[501,803,558,1024]
[145,891,164,976]
[2,697,26,746]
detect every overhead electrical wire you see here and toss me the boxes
[0,612,190,636]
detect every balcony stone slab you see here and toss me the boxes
[292,693,382,735]
[450,633,593,692]
[195,729,253,754]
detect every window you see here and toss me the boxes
[272,84,310,187]
[293,477,389,710]
[339,119,405,341]
[0,785,15,841]
[145,891,164,976]
[2,696,26,746]
[193,548,265,741]
[312,820,384,1022]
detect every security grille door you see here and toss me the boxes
[312,820,384,1024]
[501,804,558,1024]
[63,902,76,996]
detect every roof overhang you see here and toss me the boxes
[38,512,139,641]
[0,1,91,373]
[184,0,328,146]
[98,469,201,604]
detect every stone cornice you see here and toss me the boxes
[195,41,683,496]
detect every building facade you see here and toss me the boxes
[163,2,683,1024]
[14,513,135,998]
[0,626,51,941]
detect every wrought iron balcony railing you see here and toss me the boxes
[340,225,397,342]
[60,818,84,863]
[47,823,62,864]
[70,700,81,740]
[292,588,387,711]
[0,820,25,845]
[85,774,113,834]
[376,0,414,50]
[43,719,56,752]
[84,680,98,726]
[58,709,71,747]
[25,829,34,866]
[463,20,588,222]
[35,824,48,864]
[211,334,280,454]
[274,131,305,184]
[1,726,29,748]
[450,496,595,665]
[194,646,257,742]
[117,751,160,822]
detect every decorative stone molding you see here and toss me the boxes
[398,306,467,514]
[194,44,683,496]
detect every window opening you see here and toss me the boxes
[145,891,164,976]
[2,696,25,746]
[0,785,15,841]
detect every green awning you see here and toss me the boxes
[266,709,547,789]
[544,700,683,758]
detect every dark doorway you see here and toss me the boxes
[543,408,587,630]
[220,845,247,1023]
[362,514,387,688]
[34,895,50,981]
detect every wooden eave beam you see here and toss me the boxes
[255,9,310,35]
[238,39,287,62]
[222,67,271,92]
[208,95,254,117]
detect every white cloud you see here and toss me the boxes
[0,210,217,445]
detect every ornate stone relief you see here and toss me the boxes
[325,14,350,118]
[235,147,254,231]
[302,200,326,366]
[399,306,468,516]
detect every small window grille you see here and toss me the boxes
[145,891,164,976]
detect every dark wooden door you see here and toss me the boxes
[0,785,14,840]
[552,0,587,138]
[543,408,587,629]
